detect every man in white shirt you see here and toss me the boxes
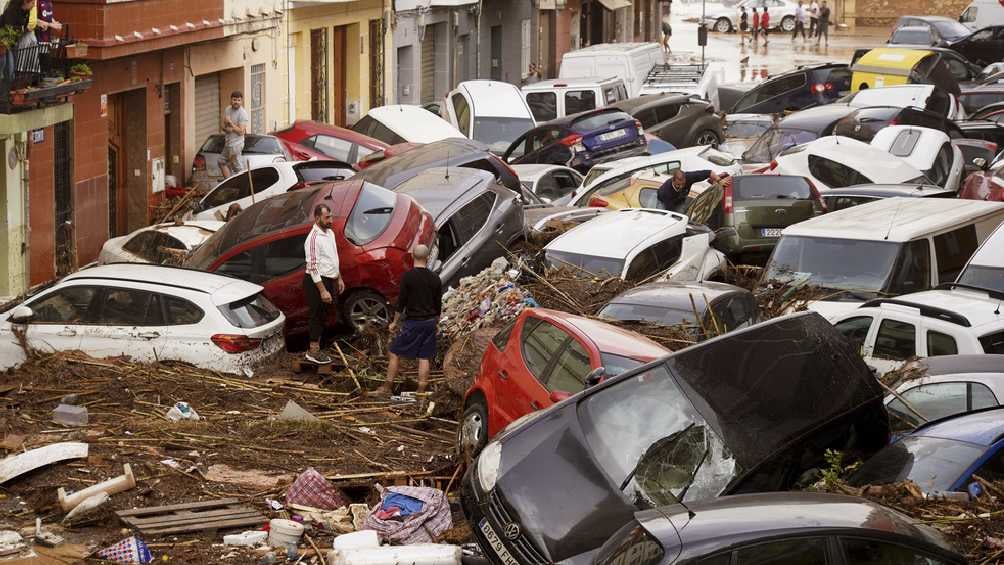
[808,0,819,37]
[303,203,345,364]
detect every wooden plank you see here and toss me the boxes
[125,511,263,530]
[141,515,267,535]
[116,498,240,517]
[123,507,256,527]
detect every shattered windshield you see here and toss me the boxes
[579,364,736,507]
[743,128,818,163]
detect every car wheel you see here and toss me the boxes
[780,15,796,32]
[715,17,733,33]
[693,130,721,147]
[342,289,390,330]
[459,396,489,461]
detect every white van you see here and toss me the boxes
[960,0,1004,30]
[761,198,1004,318]
[957,221,1004,293]
[441,81,536,154]
[521,76,629,122]
[559,43,664,98]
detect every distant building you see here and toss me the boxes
[392,0,479,106]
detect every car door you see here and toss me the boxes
[439,193,497,286]
[497,316,580,423]
[833,315,876,357]
[76,286,169,363]
[869,315,920,375]
[152,294,214,364]
[650,103,684,145]
[16,285,98,354]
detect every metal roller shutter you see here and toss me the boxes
[421,30,435,104]
[194,74,220,147]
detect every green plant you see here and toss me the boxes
[819,449,862,489]
[70,63,92,76]
[0,26,19,49]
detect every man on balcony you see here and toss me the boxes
[219,91,249,179]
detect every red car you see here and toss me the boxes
[459,308,668,455]
[272,120,389,167]
[277,137,334,162]
[960,164,1004,202]
[356,142,423,170]
[185,179,435,336]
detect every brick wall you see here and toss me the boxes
[854,0,971,26]
[28,128,55,286]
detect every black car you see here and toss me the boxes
[957,119,1004,149]
[461,312,890,565]
[832,106,965,143]
[960,85,1004,114]
[891,16,1004,67]
[607,94,723,148]
[821,184,957,211]
[741,105,858,163]
[718,63,852,115]
[353,138,521,193]
[594,492,965,565]
[504,108,647,174]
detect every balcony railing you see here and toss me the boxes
[0,32,92,113]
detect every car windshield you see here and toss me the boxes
[848,436,984,492]
[763,236,906,298]
[958,265,1004,294]
[545,250,624,278]
[931,19,971,40]
[891,28,933,44]
[572,110,633,133]
[242,135,283,155]
[344,182,397,245]
[734,176,812,200]
[599,303,699,327]
[473,117,535,154]
[726,120,772,139]
[579,363,736,507]
[743,128,818,163]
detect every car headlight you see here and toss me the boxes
[476,440,503,492]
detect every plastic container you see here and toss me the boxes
[52,404,88,426]
[267,519,304,549]
[223,531,268,547]
[326,544,461,565]
[332,531,379,551]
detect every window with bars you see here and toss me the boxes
[250,63,266,134]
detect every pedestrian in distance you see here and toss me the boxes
[377,244,442,396]
[661,17,672,55]
[219,91,249,179]
[302,203,345,365]
[739,5,749,43]
[817,0,831,45]
[658,169,729,213]
[761,6,770,45]
[793,0,807,41]
[809,0,820,37]
[751,7,760,44]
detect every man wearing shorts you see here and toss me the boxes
[378,244,442,396]
[220,91,249,179]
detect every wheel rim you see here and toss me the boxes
[460,411,484,452]
[697,131,719,146]
[349,296,389,326]
[716,19,730,32]
[782,17,795,31]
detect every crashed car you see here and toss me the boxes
[98,221,223,265]
[461,312,890,565]
[543,208,725,282]
[598,280,757,338]
[0,264,285,374]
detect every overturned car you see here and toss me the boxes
[461,312,890,565]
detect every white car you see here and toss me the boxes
[565,146,742,207]
[870,125,964,190]
[351,105,464,145]
[841,84,966,120]
[190,160,355,221]
[98,221,224,265]
[442,81,537,155]
[958,221,1004,293]
[829,287,1004,375]
[702,0,799,33]
[0,264,285,374]
[512,164,584,203]
[771,136,929,190]
[883,354,1004,432]
[543,208,725,282]
[522,76,630,122]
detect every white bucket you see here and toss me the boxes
[326,543,461,565]
[268,519,304,548]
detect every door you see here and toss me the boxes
[369,19,384,108]
[249,63,266,135]
[421,27,436,104]
[310,29,329,123]
[497,317,570,424]
[332,25,348,126]
[440,193,497,285]
[54,121,74,276]
[19,285,94,353]
[78,287,168,363]
[868,316,919,375]
[541,11,555,79]
[164,83,182,182]
[490,26,502,81]
[194,74,220,149]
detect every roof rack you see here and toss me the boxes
[861,298,971,327]
[644,63,706,86]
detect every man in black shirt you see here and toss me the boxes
[657,169,727,213]
[377,244,442,396]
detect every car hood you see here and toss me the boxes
[524,205,608,232]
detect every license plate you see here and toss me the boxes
[480,519,520,565]
[760,228,783,238]
[598,129,627,142]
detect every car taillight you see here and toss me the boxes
[769,159,779,170]
[489,154,522,185]
[723,182,734,214]
[560,133,583,147]
[805,178,827,212]
[588,197,609,208]
[288,181,307,191]
[211,334,262,353]
[812,83,834,94]
[193,154,206,171]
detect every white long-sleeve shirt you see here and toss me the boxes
[304,224,341,283]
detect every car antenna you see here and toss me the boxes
[445,146,451,181]
[883,200,904,241]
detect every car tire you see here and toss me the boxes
[341,289,390,330]
[692,130,721,147]
[780,15,796,32]
[715,17,733,33]
[459,396,489,462]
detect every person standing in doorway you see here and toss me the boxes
[220,91,249,179]
[793,1,806,41]
[751,7,760,45]
[817,0,831,45]
[739,5,749,43]
[760,6,770,45]
[303,204,344,365]
[378,244,442,396]
[808,0,820,37]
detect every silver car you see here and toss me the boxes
[702,0,799,33]
[190,134,290,190]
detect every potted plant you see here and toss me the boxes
[65,42,88,59]
[69,63,92,81]
[0,26,19,56]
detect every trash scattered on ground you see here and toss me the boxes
[33,518,64,547]
[0,442,88,484]
[165,401,200,421]
[287,468,350,510]
[58,463,136,512]
[267,518,304,549]
[97,535,154,564]
[364,485,452,544]
[52,403,88,426]
[62,492,111,526]
[116,498,266,535]
[277,399,320,422]
[223,530,268,547]
[440,257,533,341]
[0,530,30,558]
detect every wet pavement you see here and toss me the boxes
[663,4,892,85]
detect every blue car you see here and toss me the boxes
[503,108,647,174]
[849,407,1004,497]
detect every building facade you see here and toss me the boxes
[392,0,478,106]
[478,0,538,86]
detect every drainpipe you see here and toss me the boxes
[285,0,293,123]
[475,0,482,77]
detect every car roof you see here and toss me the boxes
[511,164,575,182]
[522,76,622,90]
[457,81,532,119]
[606,281,748,310]
[545,208,686,258]
[353,138,494,188]
[911,406,1004,446]
[783,197,1004,242]
[280,120,387,149]
[967,222,1004,268]
[546,107,629,128]
[898,15,961,24]
[646,492,954,559]
[855,48,934,70]
[870,125,950,164]
[847,85,937,109]
[612,93,694,113]
[776,104,857,131]
[152,221,225,248]
[871,288,1004,328]
[584,145,710,185]
[366,105,464,143]
[823,184,953,198]
[920,354,1004,376]
[528,308,669,360]
[393,167,495,219]
[562,42,659,55]
[62,264,262,306]
[783,136,924,182]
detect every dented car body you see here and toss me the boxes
[461,312,890,565]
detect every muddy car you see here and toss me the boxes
[461,312,889,565]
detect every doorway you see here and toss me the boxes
[310,28,329,123]
[106,89,148,237]
[541,11,556,78]
[332,25,348,126]
[369,19,384,108]
[490,25,502,81]
[163,83,182,184]
[54,121,74,277]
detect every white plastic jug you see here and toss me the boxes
[268,519,304,548]
[326,543,461,565]
[332,530,379,551]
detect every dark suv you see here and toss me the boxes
[719,63,852,115]
[503,109,647,173]
[607,93,723,148]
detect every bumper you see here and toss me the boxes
[461,467,548,565]
[717,233,781,256]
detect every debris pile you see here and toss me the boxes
[440,257,534,341]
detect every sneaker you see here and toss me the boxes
[305,351,332,365]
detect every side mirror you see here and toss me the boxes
[8,305,33,324]
[974,157,988,170]
[549,390,571,403]
[585,366,606,388]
